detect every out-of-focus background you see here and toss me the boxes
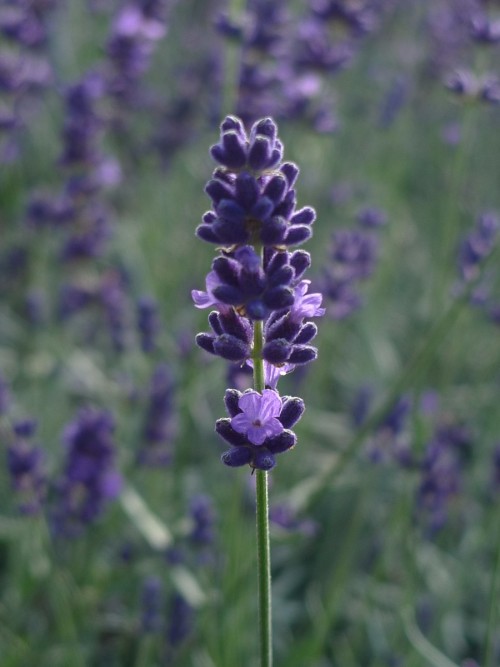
[1,1,500,665]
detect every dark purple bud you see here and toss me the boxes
[263,339,292,363]
[288,345,317,364]
[280,162,299,188]
[251,196,274,221]
[269,145,283,169]
[286,225,313,246]
[220,309,253,342]
[212,217,249,244]
[208,311,224,336]
[235,245,260,272]
[212,131,247,169]
[212,256,240,286]
[205,178,233,204]
[266,250,289,274]
[248,136,273,171]
[196,333,216,355]
[212,285,245,305]
[216,199,245,223]
[252,448,276,471]
[291,207,316,225]
[260,217,288,245]
[266,314,300,342]
[221,115,245,135]
[239,268,266,297]
[290,250,311,279]
[216,418,249,446]
[266,430,296,453]
[221,447,253,467]
[235,172,259,209]
[224,389,242,417]
[267,265,294,289]
[274,190,296,219]
[251,118,277,142]
[294,322,318,345]
[279,398,305,428]
[214,334,250,361]
[196,224,219,244]
[263,174,288,204]
[263,286,294,311]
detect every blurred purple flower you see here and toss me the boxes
[53,407,122,536]
[139,363,176,466]
[7,419,46,514]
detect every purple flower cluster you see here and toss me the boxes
[216,0,389,130]
[215,388,305,471]
[193,116,322,470]
[429,1,500,105]
[0,1,56,162]
[138,363,177,466]
[416,422,471,535]
[458,211,498,283]
[52,407,122,536]
[6,419,46,514]
[455,211,500,322]
[321,210,385,319]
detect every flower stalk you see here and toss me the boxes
[253,317,272,666]
[192,115,322,665]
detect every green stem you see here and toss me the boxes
[253,318,273,667]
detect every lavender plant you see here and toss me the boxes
[192,114,323,665]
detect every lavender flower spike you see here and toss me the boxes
[194,114,320,471]
[231,389,284,445]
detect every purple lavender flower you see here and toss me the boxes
[217,388,305,471]
[105,2,166,101]
[140,576,164,634]
[137,295,161,353]
[138,363,176,466]
[60,73,104,168]
[166,593,193,648]
[231,389,284,445]
[53,407,122,536]
[321,222,381,320]
[353,389,413,466]
[100,270,130,352]
[458,212,498,283]
[189,494,215,548]
[416,421,470,535]
[195,116,319,470]
[7,419,46,514]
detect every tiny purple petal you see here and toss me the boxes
[238,391,262,419]
[191,271,221,309]
[290,280,325,320]
[231,389,284,445]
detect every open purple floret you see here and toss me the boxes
[216,388,305,470]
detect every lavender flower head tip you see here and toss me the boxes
[231,389,284,445]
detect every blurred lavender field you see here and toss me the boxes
[1,1,500,665]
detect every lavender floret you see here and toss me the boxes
[52,407,122,536]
